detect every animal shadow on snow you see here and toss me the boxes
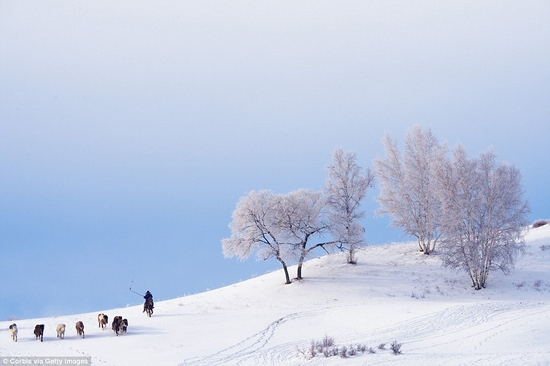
[112,325,162,336]
[146,313,186,318]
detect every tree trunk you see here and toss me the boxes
[277,257,292,284]
[423,237,432,255]
[418,236,431,254]
[296,243,307,280]
[297,255,305,280]
[347,248,357,264]
[282,263,291,284]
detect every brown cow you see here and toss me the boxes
[34,324,44,342]
[98,313,108,329]
[75,321,85,338]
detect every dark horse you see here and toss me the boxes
[145,298,154,317]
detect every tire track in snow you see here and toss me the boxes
[361,301,549,353]
[470,302,550,352]
[179,301,549,366]
[177,310,311,366]
[178,303,365,366]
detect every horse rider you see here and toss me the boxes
[143,290,154,312]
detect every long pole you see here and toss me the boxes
[129,280,144,297]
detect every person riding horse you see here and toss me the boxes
[143,291,154,313]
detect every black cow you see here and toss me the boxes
[112,316,123,336]
[34,324,44,342]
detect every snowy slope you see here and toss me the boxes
[2,225,549,365]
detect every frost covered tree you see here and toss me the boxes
[374,126,446,254]
[222,189,337,284]
[222,190,293,284]
[276,189,337,280]
[324,148,375,264]
[437,146,530,290]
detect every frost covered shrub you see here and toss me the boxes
[309,340,317,358]
[391,340,403,355]
[299,336,375,360]
[533,219,549,228]
[339,346,348,358]
[321,335,335,348]
[378,343,386,350]
[305,335,338,358]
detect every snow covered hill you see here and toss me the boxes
[2,225,550,365]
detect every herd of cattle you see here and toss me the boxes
[7,313,129,342]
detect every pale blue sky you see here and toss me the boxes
[1,1,549,320]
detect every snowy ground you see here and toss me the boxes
[2,225,549,365]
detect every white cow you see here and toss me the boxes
[56,324,66,339]
[9,324,17,342]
